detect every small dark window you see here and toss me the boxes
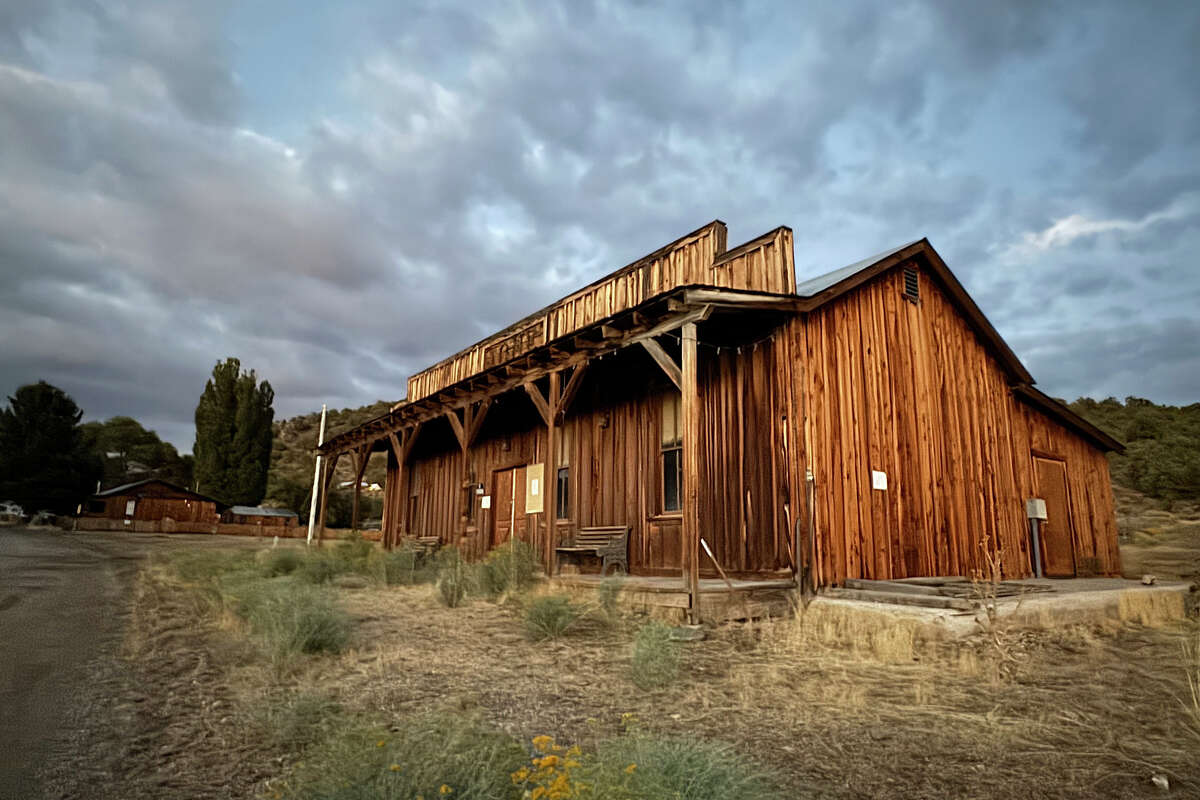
[661,393,683,512]
[86,500,105,514]
[903,266,920,303]
[556,467,569,519]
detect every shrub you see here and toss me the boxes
[297,552,339,584]
[596,577,625,626]
[277,712,527,800]
[233,582,350,671]
[630,620,679,690]
[585,734,785,799]
[332,533,373,573]
[477,539,539,597]
[262,548,304,577]
[435,548,471,608]
[524,595,579,640]
[376,545,437,586]
[253,692,344,752]
[170,548,257,583]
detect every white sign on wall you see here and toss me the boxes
[480,495,491,510]
[871,470,888,491]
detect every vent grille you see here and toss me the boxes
[903,267,920,303]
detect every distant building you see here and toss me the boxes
[78,479,223,533]
[220,505,300,528]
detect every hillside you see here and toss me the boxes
[263,400,394,521]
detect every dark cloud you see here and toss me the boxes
[1,0,1198,450]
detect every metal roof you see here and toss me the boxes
[794,240,922,297]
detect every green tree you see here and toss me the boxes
[80,415,192,487]
[0,381,102,513]
[193,358,275,505]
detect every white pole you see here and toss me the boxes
[306,404,327,546]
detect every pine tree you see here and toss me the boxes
[0,381,102,513]
[193,358,274,505]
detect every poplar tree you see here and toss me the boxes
[193,358,274,505]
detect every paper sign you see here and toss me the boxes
[481,495,491,510]
[871,470,888,491]
[525,464,545,513]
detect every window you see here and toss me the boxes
[661,393,682,512]
[555,426,570,520]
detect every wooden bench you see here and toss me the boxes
[400,536,442,557]
[556,526,629,576]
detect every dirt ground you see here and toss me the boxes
[18,510,1200,799]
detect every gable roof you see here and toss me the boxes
[94,479,226,506]
[227,505,299,518]
[795,238,1123,452]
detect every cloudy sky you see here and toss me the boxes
[1,1,1197,451]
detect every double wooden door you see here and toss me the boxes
[491,466,529,548]
[1034,456,1076,577]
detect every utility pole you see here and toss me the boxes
[306,405,327,546]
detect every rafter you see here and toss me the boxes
[640,337,682,391]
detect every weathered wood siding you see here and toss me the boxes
[405,225,798,403]
[386,343,795,576]
[799,261,1119,584]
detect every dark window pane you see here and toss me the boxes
[663,447,681,512]
[556,466,569,519]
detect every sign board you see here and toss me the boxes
[480,495,491,510]
[871,470,888,491]
[525,463,545,514]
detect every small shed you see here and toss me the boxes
[78,479,223,533]
[221,506,300,528]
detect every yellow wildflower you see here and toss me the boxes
[439,785,453,795]
[389,764,401,772]
[566,745,582,757]
[376,740,386,748]
[531,735,554,752]
[531,788,546,800]
[511,766,530,784]
[538,754,560,769]
[625,763,637,774]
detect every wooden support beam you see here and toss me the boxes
[681,321,701,623]
[466,398,492,446]
[544,370,560,574]
[351,444,370,532]
[557,362,589,420]
[318,451,342,544]
[600,323,622,339]
[640,337,683,391]
[445,408,466,450]
[524,381,553,427]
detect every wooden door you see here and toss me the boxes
[492,466,528,548]
[1034,456,1076,577]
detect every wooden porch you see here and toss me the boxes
[552,574,797,624]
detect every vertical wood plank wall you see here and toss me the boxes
[383,345,795,576]
[799,260,1120,585]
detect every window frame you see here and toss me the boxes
[660,392,683,514]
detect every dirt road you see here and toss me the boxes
[0,528,264,800]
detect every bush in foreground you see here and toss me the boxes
[277,712,526,800]
[233,581,350,671]
[586,734,784,799]
[630,620,679,690]
[435,548,471,607]
[477,539,539,597]
[523,594,579,641]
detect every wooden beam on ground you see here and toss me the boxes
[640,337,683,391]
[681,321,701,623]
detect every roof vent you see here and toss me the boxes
[902,266,920,303]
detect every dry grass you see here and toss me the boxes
[47,535,1200,799]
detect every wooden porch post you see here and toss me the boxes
[544,370,560,574]
[350,445,370,533]
[681,322,701,623]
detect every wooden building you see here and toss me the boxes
[316,221,1122,608]
[78,479,222,533]
[221,505,299,527]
